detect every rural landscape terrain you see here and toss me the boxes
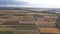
[0,8,60,34]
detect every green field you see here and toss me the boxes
[0,31,13,34]
[16,24,38,30]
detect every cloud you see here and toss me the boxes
[0,0,60,8]
[1,1,27,5]
[0,0,28,7]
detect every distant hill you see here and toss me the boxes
[0,7,22,10]
[0,7,60,14]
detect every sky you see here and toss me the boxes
[0,0,60,8]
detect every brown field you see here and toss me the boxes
[39,28,60,33]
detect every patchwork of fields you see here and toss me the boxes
[0,10,59,34]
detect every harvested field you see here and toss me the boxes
[1,21,19,25]
[39,28,60,33]
[21,16,35,23]
[0,25,16,28]
[35,20,56,28]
